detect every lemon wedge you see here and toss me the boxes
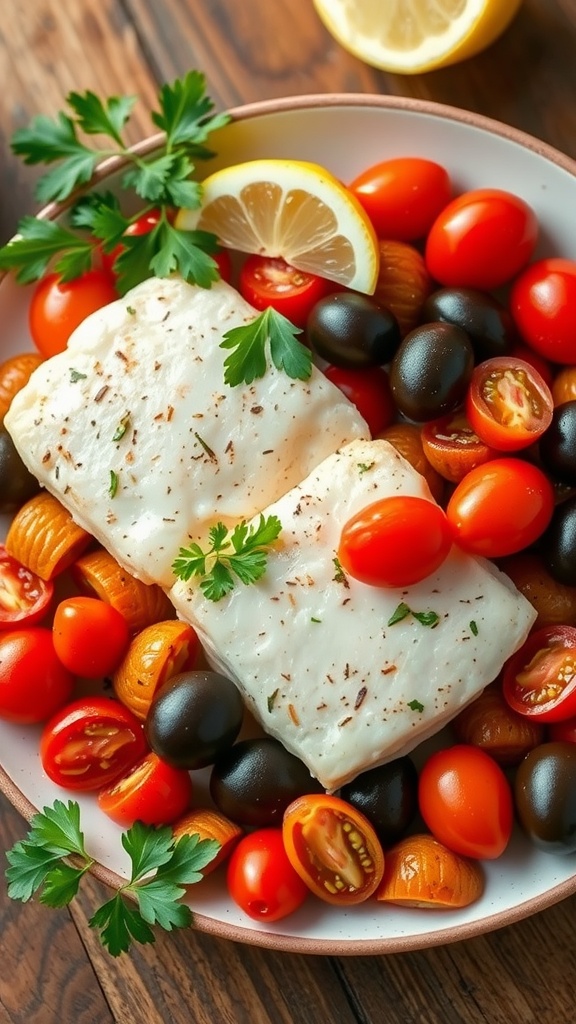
[312,0,524,74]
[175,158,380,294]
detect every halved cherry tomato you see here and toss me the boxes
[29,270,118,358]
[97,751,193,827]
[282,794,385,905]
[323,364,395,437]
[465,356,553,452]
[52,596,130,679]
[226,828,308,922]
[510,258,576,365]
[421,412,497,483]
[425,189,538,291]
[40,696,147,792]
[502,625,576,723]
[338,495,453,588]
[238,255,332,327]
[0,545,54,629]
[418,745,513,860]
[0,627,74,724]
[446,458,555,558]
[348,157,452,241]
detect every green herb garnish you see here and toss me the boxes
[69,367,87,382]
[172,513,282,601]
[112,414,131,441]
[220,307,312,386]
[108,469,119,497]
[388,602,440,628]
[407,699,425,713]
[0,72,229,294]
[470,620,479,636]
[5,799,219,957]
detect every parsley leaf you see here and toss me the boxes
[407,699,425,713]
[172,513,282,600]
[0,217,94,283]
[388,603,440,628]
[220,308,312,386]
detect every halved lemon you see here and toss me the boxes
[312,0,524,74]
[175,158,380,294]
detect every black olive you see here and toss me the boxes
[389,322,474,421]
[540,495,576,586]
[145,670,244,770]
[515,742,576,853]
[210,736,323,827]
[0,426,41,513]
[340,757,418,846]
[421,287,518,362]
[539,401,576,486]
[307,292,401,369]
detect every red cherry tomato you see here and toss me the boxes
[29,270,118,358]
[52,596,130,678]
[323,364,395,437]
[418,745,513,859]
[226,828,309,922]
[549,716,576,743]
[338,495,453,588]
[214,248,233,284]
[465,356,554,452]
[239,254,332,327]
[420,412,497,483]
[0,628,74,724]
[282,794,385,905]
[446,458,554,558]
[40,696,147,792]
[502,625,576,723]
[97,751,193,827]
[510,344,554,387]
[0,545,54,629]
[510,258,576,365]
[348,157,452,241]
[425,189,538,291]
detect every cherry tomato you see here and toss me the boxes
[52,596,130,679]
[510,258,576,365]
[214,248,233,284]
[0,545,54,629]
[502,625,576,723]
[446,458,554,558]
[338,495,453,588]
[510,344,554,388]
[348,157,452,241]
[425,189,538,291]
[226,828,308,922]
[0,628,74,724]
[29,270,118,358]
[418,745,513,859]
[421,412,497,483]
[323,364,395,437]
[551,365,576,406]
[238,254,331,327]
[549,716,576,743]
[40,696,147,792]
[465,356,554,452]
[97,751,193,827]
[282,794,385,905]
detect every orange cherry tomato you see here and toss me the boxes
[420,412,497,483]
[52,596,130,679]
[97,751,193,827]
[29,270,118,358]
[466,356,553,452]
[282,794,385,905]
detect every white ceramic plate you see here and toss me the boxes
[1,94,576,955]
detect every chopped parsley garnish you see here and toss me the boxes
[388,602,440,628]
[112,414,131,441]
[69,368,87,382]
[470,620,479,636]
[0,72,229,294]
[5,799,219,957]
[407,699,425,713]
[332,555,349,586]
[108,470,119,498]
[172,513,282,601]
[267,688,279,713]
[220,307,312,386]
[358,461,375,475]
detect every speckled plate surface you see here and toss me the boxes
[1,94,576,954]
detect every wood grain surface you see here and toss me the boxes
[1,2,576,1021]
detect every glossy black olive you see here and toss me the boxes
[0,426,41,513]
[307,292,401,369]
[539,401,576,486]
[340,756,418,846]
[515,742,576,853]
[145,670,244,770]
[389,321,474,421]
[421,287,518,362]
[541,495,576,586]
[210,736,323,827]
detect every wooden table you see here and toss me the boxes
[2,2,576,1021]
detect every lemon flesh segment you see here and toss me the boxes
[312,0,524,74]
[175,159,380,295]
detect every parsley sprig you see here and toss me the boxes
[221,307,312,386]
[172,513,282,601]
[0,71,230,293]
[5,799,219,957]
